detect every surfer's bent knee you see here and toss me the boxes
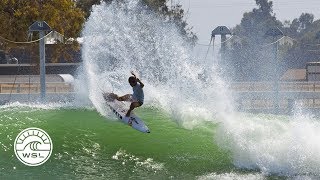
[130,102,142,109]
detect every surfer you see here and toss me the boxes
[108,71,144,124]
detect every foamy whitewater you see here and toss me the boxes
[81,0,233,124]
[80,0,320,177]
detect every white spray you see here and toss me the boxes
[80,0,320,177]
[81,0,233,125]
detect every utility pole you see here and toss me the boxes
[211,26,231,64]
[199,26,232,82]
[316,31,320,42]
[265,27,283,114]
[28,21,51,102]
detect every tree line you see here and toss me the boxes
[0,0,196,63]
[226,0,320,81]
[1,0,318,82]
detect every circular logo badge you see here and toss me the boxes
[14,127,53,166]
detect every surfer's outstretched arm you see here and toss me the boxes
[131,71,137,77]
[137,78,144,88]
[131,71,144,88]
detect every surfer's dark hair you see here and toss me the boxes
[128,76,136,83]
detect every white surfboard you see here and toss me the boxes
[103,93,150,133]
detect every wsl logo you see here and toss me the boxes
[14,128,53,166]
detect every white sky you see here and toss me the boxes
[176,0,320,44]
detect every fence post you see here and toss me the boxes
[288,99,294,115]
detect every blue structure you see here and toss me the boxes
[28,21,51,102]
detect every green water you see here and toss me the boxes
[0,106,237,179]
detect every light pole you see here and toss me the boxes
[211,26,232,64]
[316,31,320,40]
[28,21,51,102]
[265,27,283,114]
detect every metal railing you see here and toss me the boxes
[230,81,320,92]
[0,82,73,93]
[231,81,320,113]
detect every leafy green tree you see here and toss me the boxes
[228,4,320,81]
[298,13,314,32]
[0,0,85,62]
[227,0,282,81]
[282,14,320,69]
[75,0,197,44]
[149,1,197,45]
[76,0,101,19]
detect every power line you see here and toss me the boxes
[0,31,53,44]
[189,0,320,8]
[196,35,234,46]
